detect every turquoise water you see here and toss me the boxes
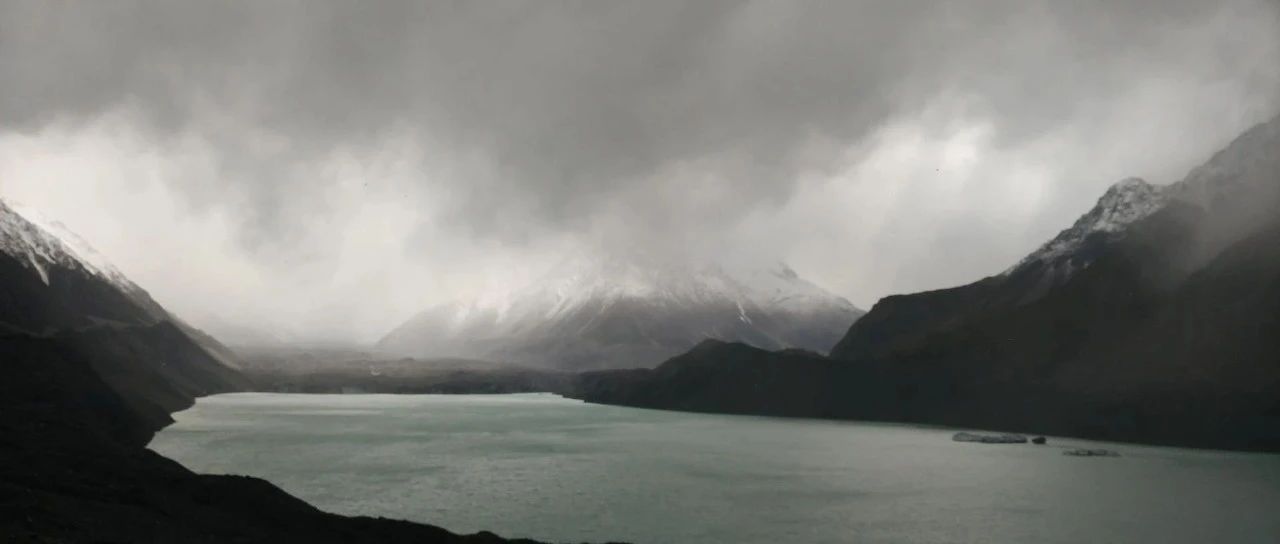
[151,393,1280,543]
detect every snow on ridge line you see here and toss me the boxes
[431,254,858,327]
[1006,114,1280,279]
[1005,177,1168,275]
[0,199,138,292]
[379,251,864,359]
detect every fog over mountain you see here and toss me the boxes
[574,112,1280,451]
[1,1,1279,344]
[378,251,863,369]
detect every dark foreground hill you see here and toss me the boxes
[574,207,1280,450]
[0,201,564,543]
[572,117,1280,452]
[0,333,558,543]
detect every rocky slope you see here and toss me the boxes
[380,255,862,370]
[574,114,1280,451]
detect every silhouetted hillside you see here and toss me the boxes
[574,117,1280,452]
[0,202,564,543]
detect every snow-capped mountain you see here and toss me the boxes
[2,201,114,288]
[1008,113,1280,283]
[1007,177,1169,279]
[1,201,172,322]
[378,254,864,370]
[1,199,161,331]
[0,199,243,370]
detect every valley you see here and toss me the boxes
[3,5,1278,541]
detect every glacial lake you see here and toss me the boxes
[151,393,1280,544]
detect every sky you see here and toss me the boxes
[1,0,1279,344]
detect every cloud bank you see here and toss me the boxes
[2,0,1278,343]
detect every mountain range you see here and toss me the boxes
[378,255,862,370]
[573,114,1280,451]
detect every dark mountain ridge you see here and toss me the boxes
[574,115,1280,452]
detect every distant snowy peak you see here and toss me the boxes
[1008,177,1168,275]
[523,255,858,316]
[737,262,859,313]
[448,256,856,325]
[378,254,863,369]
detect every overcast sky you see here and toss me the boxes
[2,0,1279,344]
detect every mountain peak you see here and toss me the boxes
[378,254,863,370]
[1090,177,1167,233]
[2,200,138,288]
[1007,176,1168,277]
[1107,176,1152,193]
[0,199,86,286]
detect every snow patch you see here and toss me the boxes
[26,250,49,285]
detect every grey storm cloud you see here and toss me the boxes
[3,1,1273,240]
[1,0,1278,342]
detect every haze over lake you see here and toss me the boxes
[152,393,1280,544]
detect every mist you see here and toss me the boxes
[2,0,1278,344]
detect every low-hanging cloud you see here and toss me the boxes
[2,0,1278,343]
